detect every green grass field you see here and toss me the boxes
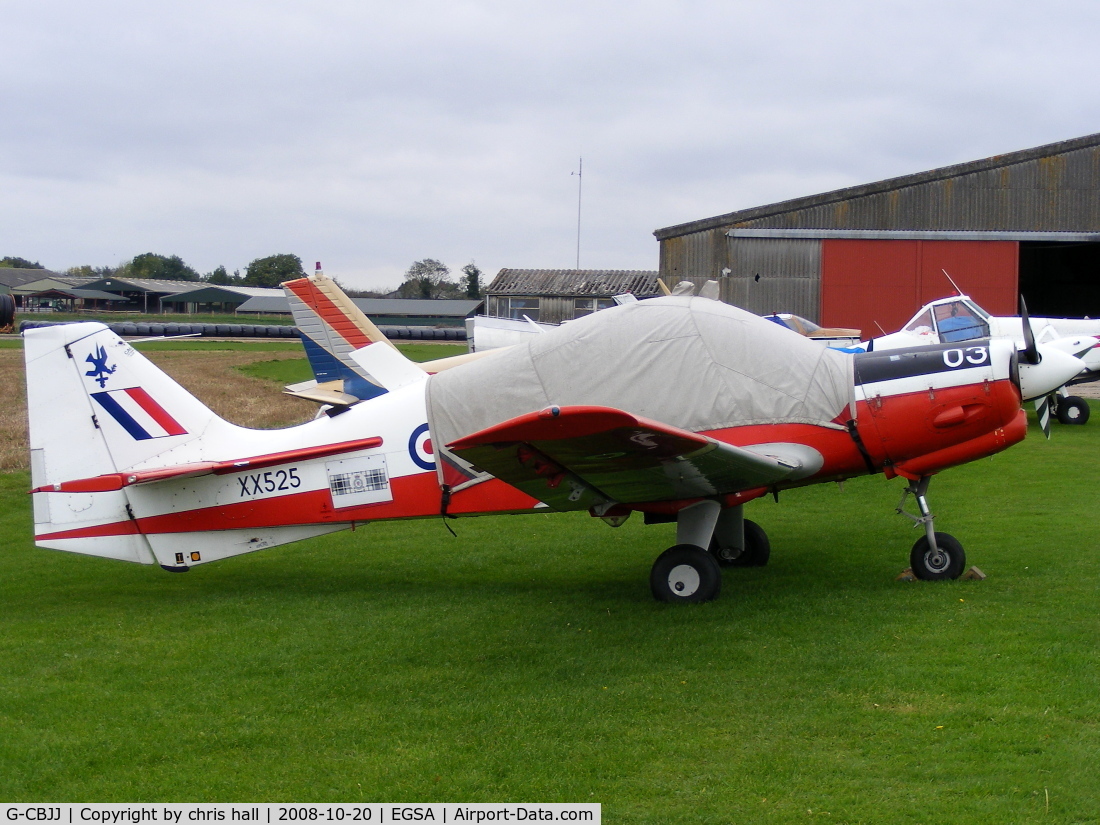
[1,338,1098,820]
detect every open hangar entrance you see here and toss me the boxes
[1019,241,1100,318]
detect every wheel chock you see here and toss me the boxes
[895,565,986,582]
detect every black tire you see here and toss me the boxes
[650,544,722,603]
[710,519,771,567]
[0,293,15,328]
[1056,396,1090,425]
[910,532,966,581]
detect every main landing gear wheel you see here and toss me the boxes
[650,544,722,603]
[1056,395,1090,425]
[910,532,966,581]
[710,519,771,568]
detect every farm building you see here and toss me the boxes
[654,132,1100,338]
[0,268,60,299]
[483,269,661,325]
[15,276,125,312]
[78,277,203,313]
[160,284,284,314]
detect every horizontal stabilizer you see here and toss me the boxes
[283,379,363,407]
[32,436,384,493]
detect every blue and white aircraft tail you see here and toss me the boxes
[283,266,490,407]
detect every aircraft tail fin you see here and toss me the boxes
[25,322,350,567]
[283,271,396,402]
[24,323,244,562]
[282,269,499,404]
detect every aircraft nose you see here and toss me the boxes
[1016,344,1086,401]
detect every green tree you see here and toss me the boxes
[66,263,126,278]
[397,258,453,299]
[462,262,483,299]
[205,265,243,285]
[129,252,200,281]
[244,254,305,287]
[1,256,45,269]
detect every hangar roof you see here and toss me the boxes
[161,285,283,304]
[0,268,61,290]
[486,269,660,297]
[655,132,1100,240]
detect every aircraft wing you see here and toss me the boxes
[447,406,806,511]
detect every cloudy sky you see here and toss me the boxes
[4,0,1100,291]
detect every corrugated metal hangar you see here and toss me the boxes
[654,132,1100,338]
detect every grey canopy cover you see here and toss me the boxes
[426,296,855,450]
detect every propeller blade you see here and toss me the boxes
[1019,296,1040,365]
[1034,394,1053,439]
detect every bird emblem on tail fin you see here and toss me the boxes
[84,345,116,388]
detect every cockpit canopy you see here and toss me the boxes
[903,297,991,343]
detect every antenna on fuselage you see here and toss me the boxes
[942,268,964,296]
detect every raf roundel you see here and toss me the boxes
[408,422,435,470]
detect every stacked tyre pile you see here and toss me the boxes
[18,320,467,341]
[19,320,300,338]
[376,326,465,341]
[0,294,15,333]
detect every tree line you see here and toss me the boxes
[3,253,484,298]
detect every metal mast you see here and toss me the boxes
[572,157,583,269]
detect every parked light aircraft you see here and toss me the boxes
[868,293,1100,430]
[24,296,1084,602]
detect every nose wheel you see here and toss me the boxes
[897,476,967,581]
[910,532,966,580]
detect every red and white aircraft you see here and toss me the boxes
[23,296,1084,603]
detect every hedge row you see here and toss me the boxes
[18,320,467,341]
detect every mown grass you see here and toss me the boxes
[236,343,468,386]
[1,338,1098,820]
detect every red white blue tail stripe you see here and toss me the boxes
[91,388,188,440]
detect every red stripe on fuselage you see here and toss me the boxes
[35,472,541,541]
